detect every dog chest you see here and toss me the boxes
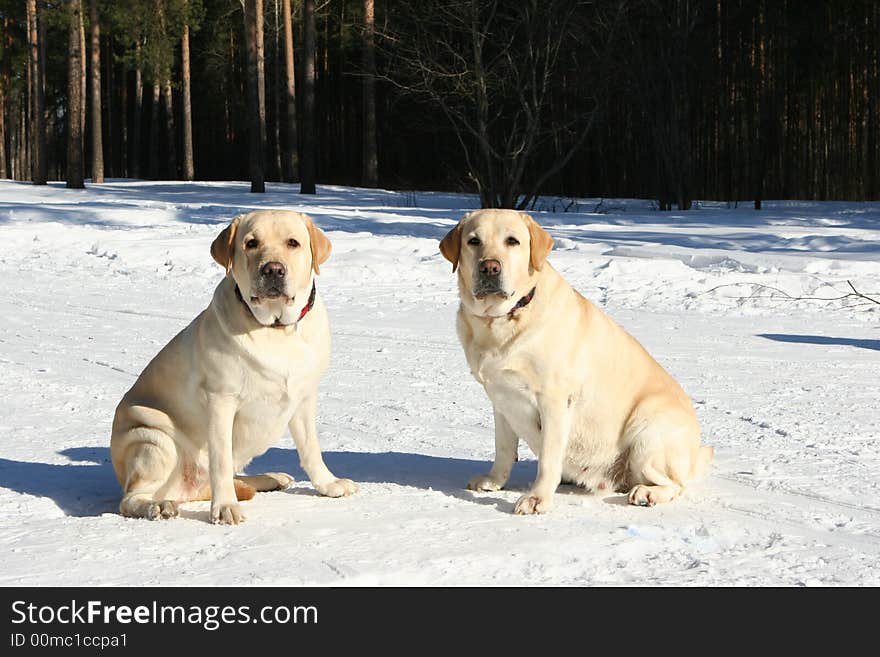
[481,363,542,448]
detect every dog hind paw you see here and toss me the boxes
[513,493,551,515]
[467,475,503,492]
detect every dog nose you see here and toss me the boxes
[260,261,286,278]
[479,259,502,276]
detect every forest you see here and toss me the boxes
[0,0,878,210]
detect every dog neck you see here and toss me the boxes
[234,280,317,329]
[467,286,537,322]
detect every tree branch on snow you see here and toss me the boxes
[697,280,879,309]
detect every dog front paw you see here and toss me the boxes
[211,502,245,525]
[467,474,503,492]
[514,492,552,515]
[314,478,358,498]
[146,500,179,520]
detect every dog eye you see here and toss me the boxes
[245,238,259,249]
[506,236,520,246]
[287,238,300,248]
[467,237,481,246]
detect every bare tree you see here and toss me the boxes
[300,0,316,194]
[615,0,700,210]
[379,0,612,209]
[27,0,47,184]
[362,0,378,187]
[281,0,298,181]
[89,0,104,183]
[243,0,266,192]
[181,7,194,180]
[67,0,85,188]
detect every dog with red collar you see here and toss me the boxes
[110,210,357,525]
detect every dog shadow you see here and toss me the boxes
[0,446,543,518]
[0,446,120,517]
[248,447,539,513]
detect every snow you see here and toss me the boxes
[1,179,878,586]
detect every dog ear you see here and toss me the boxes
[439,221,463,272]
[305,217,332,275]
[210,216,241,274]
[521,212,553,271]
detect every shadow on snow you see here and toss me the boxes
[0,446,539,518]
[758,333,880,351]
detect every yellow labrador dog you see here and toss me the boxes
[440,209,712,514]
[111,210,357,525]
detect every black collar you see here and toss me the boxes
[507,286,536,318]
[234,281,317,329]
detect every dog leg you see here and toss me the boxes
[627,463,683,506]
[116,431,179,520]
[289,395,358,498]
[514,397,572,515]
[206,396,245,525]
[625,412,700,507]
[468,407,517,492]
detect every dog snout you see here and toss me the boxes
[479,259,502,277]
[260,261,286,279]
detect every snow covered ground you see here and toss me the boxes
[0,179,878,586]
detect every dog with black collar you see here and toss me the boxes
[110,210,357,525]
[440,209,712,514]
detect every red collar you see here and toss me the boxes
[235,281,317,329]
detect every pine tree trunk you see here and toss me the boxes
[18,92,26,179]
[272,0,282,181]
[66,0,85,188]
[79,8,86,142]
[131,45,142,178]
[181,19,194,180]
[362,0,378,187]
[1,15,9,179]
[163,77,176,178]
[256,0,267,178]
[89,0,104,183]
[27,0,46,184]
[0,38,6,179]
[120,59,127,177]
[148,80,159,179]
[244,0,266,192]
[281,0,297,181]
[300,0,316,194]
[0,87,5,180]
[104,35,115,177]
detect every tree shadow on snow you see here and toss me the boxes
[0,446,542,518]
[0,446,119,517]
[758,333,880,351]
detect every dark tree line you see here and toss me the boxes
[0,0,878,208]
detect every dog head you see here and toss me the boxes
[439,209,553,317]
[211,210,331,327]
